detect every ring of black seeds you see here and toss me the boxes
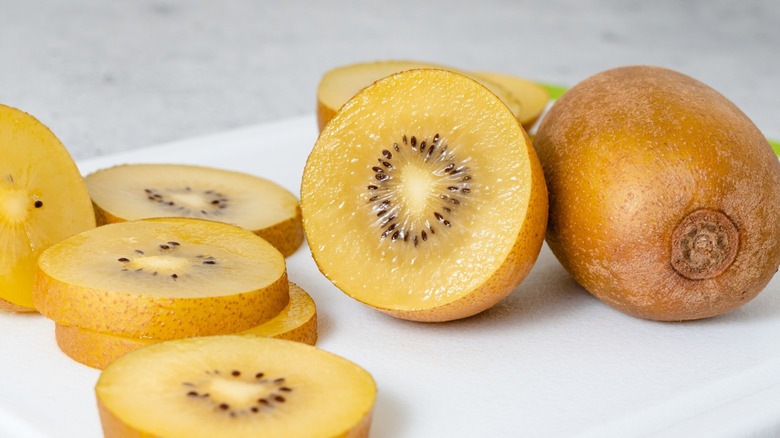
[181,369,294,416]
[115,241,219,280]
[143,187,229,217]
[367,133,472,247]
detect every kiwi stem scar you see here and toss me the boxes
[670,209,739,280]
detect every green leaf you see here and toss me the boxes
[537,82,569,100]
[769,138,780,157]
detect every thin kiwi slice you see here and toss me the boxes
[86,164,303,256]
[33,217,289,339]
[316,60,523,131]
[472,71,550,129]
[95,336,376,438]
[0,104,96,310]
[302,69,548,321]
[55,282,318,369]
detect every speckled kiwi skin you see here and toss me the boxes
[93,203,304,258]
[33,267,289,340]
[54,282,317,369]
[534,65,780,321]
[254,206,304,257]
[381,129,548,322]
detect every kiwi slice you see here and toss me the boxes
[55,282,318,369]
[316,60,523,131]
[95,336,376,438]
[86,164,303,257]
[33,217,289,339]
[472,71,550,129]
[302,69,548,322]
[0,104,96,310]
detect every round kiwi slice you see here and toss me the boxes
[86,164,303,257]
[316,60,523,131]
[534,65,780,320]
[302,69,548,322]
[95,336,376,438]
[0,104,96,310]
[55,282,318,369]
[33,217,289,339]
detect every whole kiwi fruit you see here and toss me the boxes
[534,65,780,321]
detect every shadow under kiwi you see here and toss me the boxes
[414,254,601,332]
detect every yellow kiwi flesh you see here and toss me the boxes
[534,65,780,321]
[0,104,96,310]
[33,217,289,338]
[55,282,318,369]
[316,60,523,131]
[302,69,548,321]
[472,71,550,129]
[86,164,304,257]
[95,336,376,438]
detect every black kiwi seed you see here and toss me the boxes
[34,200,43,208]
[231,370,240,377]
[159,244,171,250]
[117,257,129,263]
[366,134,472,246]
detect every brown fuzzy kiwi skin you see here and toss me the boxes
[253,205,305,257]
[534,65,780,321]
[93,202,304,257]
[33,266,290,340]
[379,129,548,322]
[54,313,317,370]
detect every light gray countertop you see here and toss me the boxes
[1,0,778,160]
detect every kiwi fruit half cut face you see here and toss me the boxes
[86,164,303,256]
[95,336,376,438]
[55,282,318,369]
[33,217,289,338]
[302,69,548,321]
[316,60,523,131]
[535,65,780,321]
[0,104,96,310]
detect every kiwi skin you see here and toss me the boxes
[92,200,304,258]
[534,65,780,321]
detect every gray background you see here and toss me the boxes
[1,0,778,160]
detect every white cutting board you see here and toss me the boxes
[1,115,778,438]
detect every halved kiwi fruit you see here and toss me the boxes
[86,164,304,257]
[472,71,550,129]
[316,60,523,131]
[95,336,376,438]
[302,69,548,321]
[33,217,289,339]
[55,282,318,369]
[0,104,96,310]
[535,65,780,320]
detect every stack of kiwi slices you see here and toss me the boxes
[303,68,548,321]
[32,217,318,369]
